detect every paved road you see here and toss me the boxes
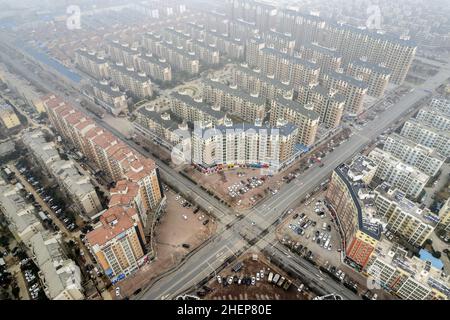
[2,37,449,300]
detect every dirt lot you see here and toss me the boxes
[202,253,313,300]
[276,191,342,267]
[112,188,216,299]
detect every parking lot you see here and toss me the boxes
[277,192,342,267]
[202,253,312,300]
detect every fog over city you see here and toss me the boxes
[0,0,449,305]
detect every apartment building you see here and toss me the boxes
[192,120,298,173]
[269,97,320,146]
[346,58,391,97]
[0,182,44,244]
[229,18,259,41]
[162,27,220,65]
[170,91,226,128]
[263,29,296,55]
[107,40,141,70]
[365,240,449,300]
[296,42,343,73]
[206,29,245,60]
[110,62,153,99]
[400,119,450,157]
[415,106,450,131]
[259,47,320,87]
[202,78,266,122]
[142,32,200,74]
[92,80,128,116]
[277,9,416,85]
[277,10,326,46]
[429,97,450,115]
[86,206,146,283]
[0,103,20,129]
[296,83,345,129]
[374,183,435,246]
[368,148,429,199]
[75,48,110,80]
[134,105,189,149]
[326,156,382,270]
[233,63,294,101]
[245,36,265,68]
[29,232,84,300]
[22,130,103,219]
[136,53,172,83]
[320,70,368,115]
[383,133,444,177]
[42,95,163,219]
[0,179,84,299]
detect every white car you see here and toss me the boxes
[115,287,121,297]
[182,214,188,220]
[217,275,222,284]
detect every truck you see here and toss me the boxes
[324,239,330,249]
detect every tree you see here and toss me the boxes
[11,286,20,299]
[0,235,9,247]
[432,251,442,259]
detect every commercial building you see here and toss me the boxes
[374,183,435,246]
[0,103,20,129]
[400,119,450,157]
[320,70,368,115]
[346,58,391,97]
[296,83,345,129]
[202,78,266,122]
[110,62,153,99]
[170,91,226,128]
[75,48,110,80]
[269,97,320,146]
[22,130,103,219]
[365,240,449,300]
[383,133,444,177]
[368,148,429,199]
[92,80,128,116]
[191,119,298,173]
[296,42,343,73]
[326,156,382,269]
[233,63,294,101]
